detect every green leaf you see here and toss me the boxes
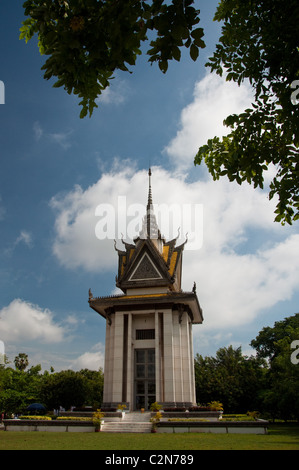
[172,46,181,61]
[191,28,205,48]
[190,43,199,61]
[158,59,168,73]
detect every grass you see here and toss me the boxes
[0,424,299,450]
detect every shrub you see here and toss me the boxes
[93,409,104,429]
[207,401,223,411]
[150,402,162,412]
[57,417,92,421]
[18,415,51,420]
[189,406,211,412]
[117,404,127,411]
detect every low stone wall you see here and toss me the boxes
[157,420,268,435]
[3,419,96,433]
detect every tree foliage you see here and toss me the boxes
[0,359,42,414]
[0,356,104,415]
[20,0,205,118]
[195,314,299,419]
[250,313,299,362]
[14,353,29,372]
[194,0,299,225]
[251,314,299,420]
[195,346,266,413]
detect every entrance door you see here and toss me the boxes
[135,349,155,410]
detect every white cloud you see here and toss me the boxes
[185,234,299,331]
[70,343,105,371]
[15,230,33,248]
[49,166,299,333]
[48,130,73,150]
[33,121,73,149]
[4,230,33,256]
[164,71,254,171]
[0,299,65,344]
[33,121,43,141]
[97,79,130,105]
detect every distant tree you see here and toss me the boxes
[195,346,266,413]
[20,0,205,118]
[14,353,29,372]
[79,368,104,408]
[0,357,42,415]
[194,0,299,225]
[251,313,299,420]
[40,369,87,410]
[250,313,299,361]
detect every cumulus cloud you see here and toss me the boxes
[49,165,299,332]
[164,71,254,170]
[70,343,105,371]
[0,299,65,344]
[49,169,135,272]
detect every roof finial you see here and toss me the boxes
[147,167,153,208]
[139,167,160,240]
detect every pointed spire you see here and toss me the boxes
[147,167,153,208]
[139,167,160,241]
[147,167,154,237]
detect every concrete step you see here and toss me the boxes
[101,422,152,433]
[123,412,151,422]
[101,412,153,433]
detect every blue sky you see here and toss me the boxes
[0,1,298,372]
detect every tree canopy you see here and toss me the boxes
[194,0,299,225]
[194,313,299,419]
[20,0,205,118]
[0,355,104,415]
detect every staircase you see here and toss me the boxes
[101,412,152,433]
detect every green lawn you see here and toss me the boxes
[0,424,299,450]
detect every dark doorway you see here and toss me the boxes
[134,349,156,410]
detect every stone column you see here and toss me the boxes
[103,316,114,405]
[163,309,175,406]
[111,313,124,404]
[155,311,160,403]
[126,312,133,410]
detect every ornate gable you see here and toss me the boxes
[130,252,163,281]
